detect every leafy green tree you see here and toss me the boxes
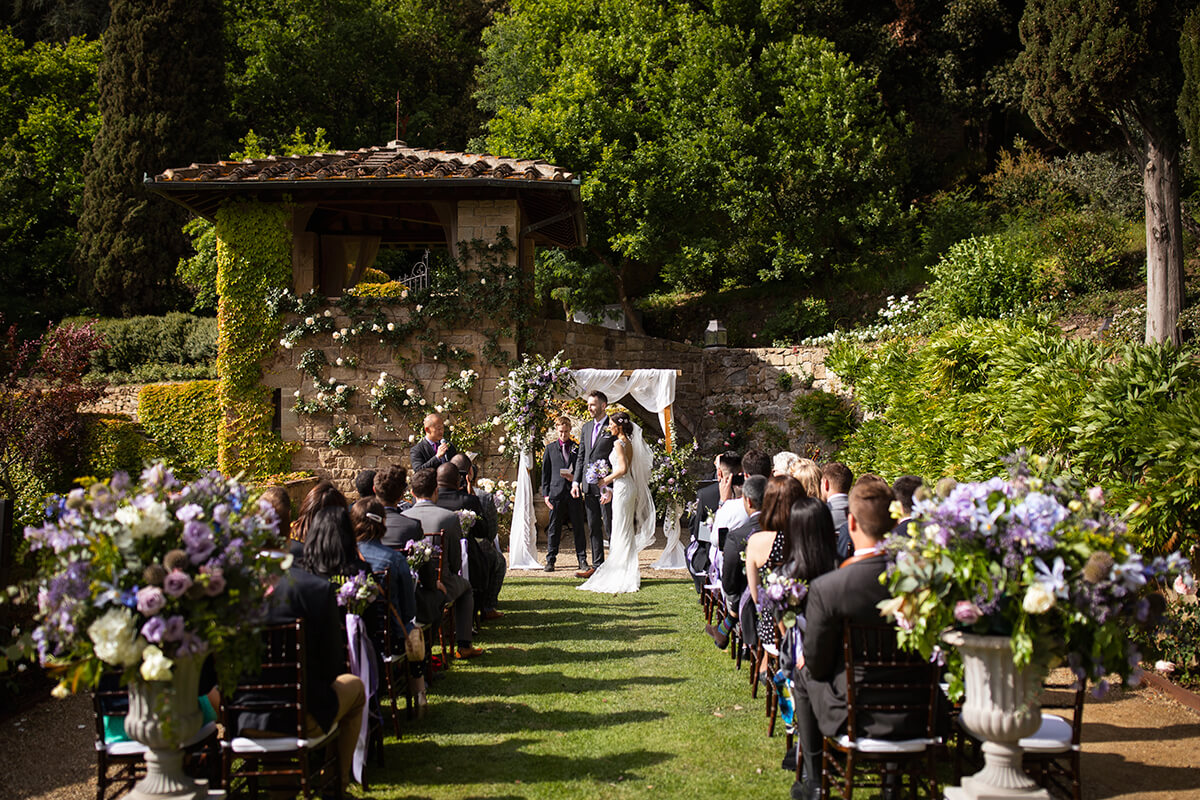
[1017,0,1190,344]
[1181,7,1200,152]
[0,30,99,328]
[76,0,227,316]
[226,0,491,149]
[479,0,904,326]
[3,0,109,43]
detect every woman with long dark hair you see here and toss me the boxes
[291,480,350,556]
[744,476,807,681]
[300,505,368,580]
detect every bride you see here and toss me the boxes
[578,411,656,594]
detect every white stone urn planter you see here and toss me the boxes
[943,631,1049,800]
[123,654,206,800]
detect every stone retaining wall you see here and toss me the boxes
[78,385,144,420]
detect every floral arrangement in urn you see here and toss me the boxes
[19,464,287,695]
[879,455,1192,700]
[495,351,576,461]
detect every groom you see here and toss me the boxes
[571,390,614,578]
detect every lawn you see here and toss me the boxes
[363,575,790,799]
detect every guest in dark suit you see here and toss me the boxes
[541,415,587,572]
[820,461,854,563]
[686,452,737,593]
[705,474,765,649]
[409,412,458,472]
[403,467,481,658]
[436,461,505,620]
[570,390,615,576]
[374,466,423,550]
[790,474,917,800]
[235,508,365,790]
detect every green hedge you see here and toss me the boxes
[87,313,217,375]
[138,381,221,474]
[832,318,1200,553]
[80,414,156,477]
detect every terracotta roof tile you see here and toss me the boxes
[154,141,575,185]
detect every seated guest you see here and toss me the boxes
[290,480,348,558]
[790,475,918,800]
[706,474,765,649]
[464,458,499,544]
[258,486,293,542]
[774,496,838,665]
[708,453,750,590]
[350,497,426,707]
[301,505,371,580]
[742,448,771,479]
[234,506,365,791]
[355,469,376,499]
[788,458,822,498]
[437,459,505,620]
[403,467,482,659]
[820,462,854,562]
[891,474,923,534]
[375,466,423,549]
[686,454,726,594]
[744,476,807,679]
[773,451,800,477]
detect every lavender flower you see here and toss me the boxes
[163,569,193,598]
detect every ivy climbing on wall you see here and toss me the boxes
[214,201,299,476]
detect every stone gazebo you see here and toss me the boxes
[149,141,586,485]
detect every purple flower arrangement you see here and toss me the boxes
[495,351,576,461]
[584,459,611,485]
[336,572,382,616]
[649,439,699,514]
[455,508,478,534]
[759,570,810,631]
[20,464,286,695]
[404,538,441,571]
[880,455,1193,700]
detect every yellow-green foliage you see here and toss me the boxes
[81,414,155,477]
[138,381,221,474]
[347,280,408,298]
[213,202,297,476]
[359,267,390,284]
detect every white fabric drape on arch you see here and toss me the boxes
[506,367,687,570]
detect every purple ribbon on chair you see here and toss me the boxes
[345,613,377,784]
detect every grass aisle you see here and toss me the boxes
[366,575,789,799]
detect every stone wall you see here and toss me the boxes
[262,304,517,490]
[79,384,145,420]
[529,319,842,453]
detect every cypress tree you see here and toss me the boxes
[76,0,226,316]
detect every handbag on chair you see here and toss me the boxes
[404,626,425,662]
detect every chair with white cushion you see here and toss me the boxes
[820,621,943,799]
[1021,681,1084,800]
[220,619,342,799]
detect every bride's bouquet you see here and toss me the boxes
[585,459,611,485]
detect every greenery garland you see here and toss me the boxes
[213,201,298,476]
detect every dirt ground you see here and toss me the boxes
[3,549,1199,800]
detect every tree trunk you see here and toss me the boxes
[1143,132,1184,345]
[616,257,646,336]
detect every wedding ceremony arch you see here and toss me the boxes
[506,367,688,572]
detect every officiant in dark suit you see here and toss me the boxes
[410,412,457,472]
[541,415,586,573]
[571,390,614,577]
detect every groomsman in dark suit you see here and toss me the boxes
[571,390,614,577]
[410,412,458,472]
[790,474,921,800]
[541,415,586,573]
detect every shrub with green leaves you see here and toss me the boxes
[788,390,857,450]
[925,233,1048,323]
[834,317,1200,552]
[761,297,831,344]
[1038,211,1132,294]
[137,380,220,475]
[88,313,217,381]
[80,414,156,477]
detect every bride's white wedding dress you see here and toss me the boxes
[579,425,656,594]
